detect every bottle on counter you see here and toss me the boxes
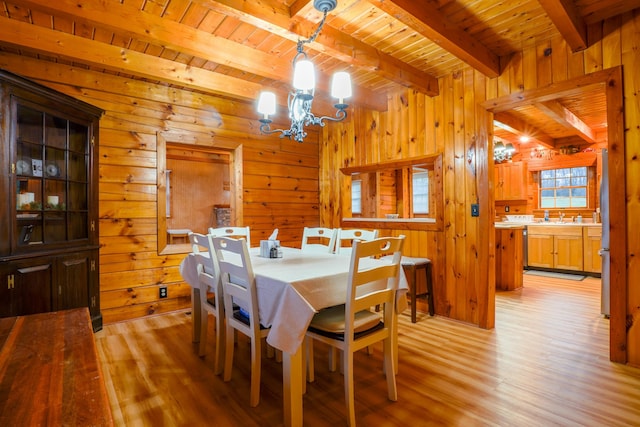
[577,214,582,223]
[544,210,549,222]
[593,211,598,223]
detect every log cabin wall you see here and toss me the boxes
[0,51,321,324]
[320,11,640,364]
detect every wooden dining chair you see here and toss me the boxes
[188,232,225,375]
[334,228,379,255]
[208,226,251,248]
[305,236,405,426]
[211,236,269,407]
[301,227,338,253]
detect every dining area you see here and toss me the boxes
[178,226,410,426]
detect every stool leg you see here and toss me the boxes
[411,265,417,323]
[426,263,434,316]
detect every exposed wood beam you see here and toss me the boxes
[535,100,597,143]
[537,0,587,51]
[195,0,439,96]
[493,112,555,149]
[289,0,313,18]
[13,0,386,112]
[581,0,640,25]
[366,0,500,78]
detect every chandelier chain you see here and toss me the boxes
[296,10,329,55]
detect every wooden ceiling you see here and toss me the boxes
[1,0,638,149]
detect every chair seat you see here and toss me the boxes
[309,305,382,337]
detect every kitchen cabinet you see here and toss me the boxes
[495,225,524,290]
[0,70,103,330]
[527,225,583,271]
[583,225,602,273]
[495,161,527,200]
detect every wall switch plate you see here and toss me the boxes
[505,205,510,212]
[159,286,168,299]
[471,203,480,217]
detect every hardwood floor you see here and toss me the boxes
[95,275,640,426]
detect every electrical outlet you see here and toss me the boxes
[471,203,480,217]
[505,205,510,212]
[159,286,168,299]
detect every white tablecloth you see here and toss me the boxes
[180,247,407,354]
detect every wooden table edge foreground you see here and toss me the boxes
[0,308,113,426]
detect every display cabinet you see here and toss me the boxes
[0,70,103,330]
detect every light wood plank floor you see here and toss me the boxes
[95,275,640,426]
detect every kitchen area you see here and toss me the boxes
[493,144,609,317]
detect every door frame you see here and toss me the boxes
[482,66,627,363]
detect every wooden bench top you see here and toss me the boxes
[0,308,113,426]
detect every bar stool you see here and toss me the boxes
[400,257,434,323]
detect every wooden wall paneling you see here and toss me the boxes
[620,11,640,366]
[585,22,604,74]
[451,71,469,322]
[602,16,623,69]
[536,40,553,87]
[551,37,569,83]
[508,51,524,93]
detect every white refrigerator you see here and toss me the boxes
[600,149,610,317]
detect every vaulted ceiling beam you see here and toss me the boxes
[13,0,386,112]
[537,0,587,51]
[366,0,500,78]
[535,101,597,143]
[493,112,555,149]
[0,15,326,111]
[195,0,439,96]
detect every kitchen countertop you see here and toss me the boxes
[497,221,601,227]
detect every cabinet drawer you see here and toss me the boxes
[528,225,583,236]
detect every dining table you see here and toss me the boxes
[180,245,407,427]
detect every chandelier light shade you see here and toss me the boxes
[257,0,351,143]
[494,140,516,162]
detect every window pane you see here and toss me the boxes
[412,171,429,214]
[538,167,590,210]
[351,180,362,214]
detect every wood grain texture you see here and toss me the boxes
[0,309,113,426]
[95,275,640,426]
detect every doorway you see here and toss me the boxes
[483,66,626,362]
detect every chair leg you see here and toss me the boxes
[305,337,315,383]
[383,336,398,401]
[198,307,208,357]
[192,287,202,343]
[223,324,235,382]
[249,333,262,407]
[343,348,356,427]
[212,313,224,375]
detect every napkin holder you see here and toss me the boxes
[260,240,282,258]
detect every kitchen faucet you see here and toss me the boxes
[558,212,565,223]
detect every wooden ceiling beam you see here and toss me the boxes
[537,0,587,51]
[493,112,555,149]
[581,0,640,25]
[0,16,306,109]
[535,101,597,143]
[195,0,439,96]
[365,0,500,78]
[13,0,385,112]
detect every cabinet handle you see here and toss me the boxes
[7,274,14,289]
[17,264,51,274]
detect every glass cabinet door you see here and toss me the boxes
[15,102,89,249]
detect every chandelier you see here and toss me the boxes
[256,0,352,143]
[494,140,515,162]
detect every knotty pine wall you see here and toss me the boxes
[320,11,640,365]
[0,52,321,324]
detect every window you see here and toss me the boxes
[351,179,362,214]
[539,167,588,208]
[412,167,429,214]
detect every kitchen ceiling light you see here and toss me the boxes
[256,0,351,143]
[494,140,515,162]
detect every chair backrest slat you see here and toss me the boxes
[335,228,379,255]
[209,226,251,248]
[301,227,338,253]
